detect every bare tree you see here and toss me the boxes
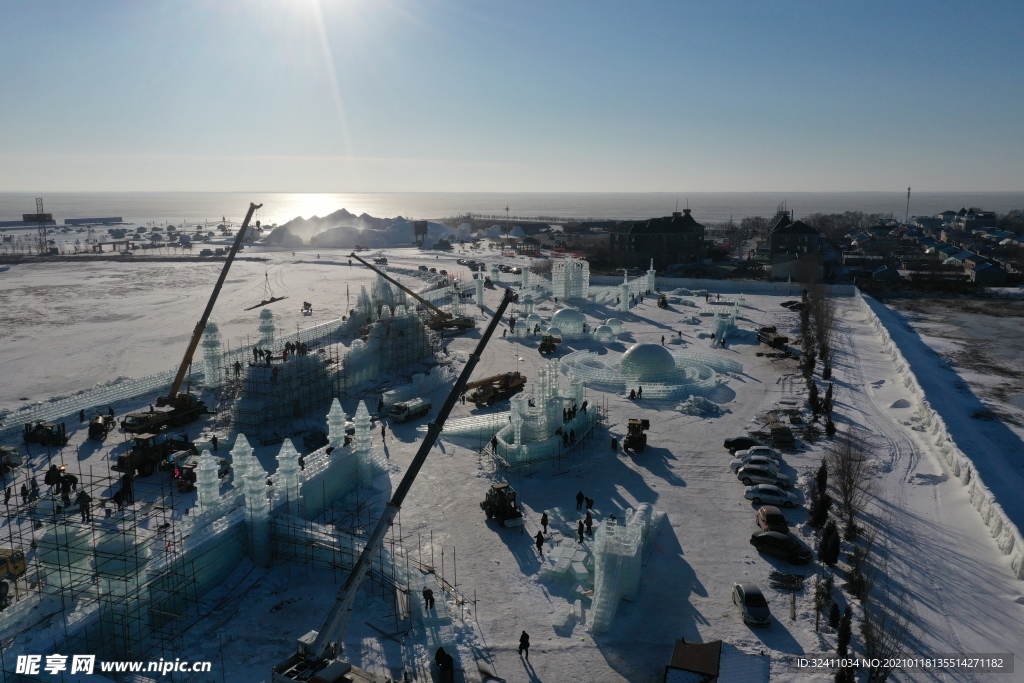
[861,590,912,682]
[826,430,874,539]
[810,285,838,357]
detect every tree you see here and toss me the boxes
[829,602,841,629]
[816,460,828,494]
[823,382,834,415]
[837,605,852,656]
[823,363,832,381]
[808,381,820,417]
[826,429,874,539]
[825,416,837,438]
[803,350,817,380]
[820,520,841,567]
[861,593,911,682]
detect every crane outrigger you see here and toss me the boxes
[271,288,516,683]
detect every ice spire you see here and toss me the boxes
[195,450,221,514]
[327,398,349,446]
[276,438,302,514]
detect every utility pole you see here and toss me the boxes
[905,187,911,224]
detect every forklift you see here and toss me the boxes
[480,482,524,527]
[622,418,650,453]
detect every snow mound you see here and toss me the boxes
[675,396,730,417]
[889,398,911,409]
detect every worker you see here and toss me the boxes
[20,483,29,504]
[576,490,585,510]
[211,435,218,452]
[79,409,86,422]
[629,388,637,400]
[381,424,387,442]
[611,436,618,451]
[491,435,498,453]
[3,487,10,506]
[585,496,594,510]
[434,647,447,670]
[540,511,549,534]
[581,400,588,414]
[518,631,530,660]
[45,465,60,493]
[585,511,593,535]
[569,429,575,444]
[577,520,584,543]
[234,360,242,377]
[637,386,643,399]
[661,335,665,346]
[108,406,115,419]
[534,530,544,555]
[76,491,92,522]
[422,586,434,610]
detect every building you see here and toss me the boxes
[606,210,705,270]
[955,207,997,231]
[768,213,822,256]
[664,639,769,683]
[971,262,1007,285]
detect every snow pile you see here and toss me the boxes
[675,395,730,417]
[265,209,455,248]
[858,292,1024,579]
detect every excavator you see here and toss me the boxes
[121,203,262,434]
[462,371,526,407]
[348,252,475,332]
[271,289,516,683]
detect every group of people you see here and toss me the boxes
[629,386,644,400]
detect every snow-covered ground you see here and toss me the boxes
[1,246,1022,683]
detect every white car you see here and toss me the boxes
[729,454,782,473]
[734,445,781,460]
[745,484,800,508]
[737,465,790,488]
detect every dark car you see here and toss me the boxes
[750,531,813,564]
[755,506,789,534]
[418,265,428,271]
[724,436,767,452]
[732,583,771,626]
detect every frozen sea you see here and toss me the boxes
[2,191,1024,227]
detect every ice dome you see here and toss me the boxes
[605,318,624,333]
[546,327,563,339]
[526,313,542,327]
[594,325,614,342]
[550,308,586,333]
[619,343,676,381]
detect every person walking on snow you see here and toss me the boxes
[585,496,595,510]
[540,511,549,534]
[576,490,585,510]
[585,511,593,535]
[381,424,387,442]
[535,530,544,555]
[577,520,585,543]
[518,631,530,660]
[76,491,92,522]
[422,586,434,610]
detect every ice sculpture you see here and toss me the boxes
[95,527,153,657]
[276,439,302,514]
[619,276,631,313]
[551,257,590,300]
[594,325,614,343]
[587,504,664,634]
[605,318,624,334]
[327,398,348,446]
[522,266,531,289]
[37,522,92,599]
[559,344,743,399]
[230,433,255,476]
[646,259,656,293]
[202,321,223,389]
[521,294,535,315]
[258,307,276,349]
[549,308,586,336]
[353,401,385,485]
[243,455,271,567]
[195,449,222,514]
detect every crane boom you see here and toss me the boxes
[278,288,516,679]
[348,252,454,324]
[161,203,262,404]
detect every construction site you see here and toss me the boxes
[1,214,1023,683]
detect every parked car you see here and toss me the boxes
[755,505,789,534]
[732,583,771,626]
[729,454,782,473]
[750,530,813,564]
[457,258,469,266]
[419,265,428,271]
[737,465,790,488]
[735,445,781,460]
[744,484,799,508]
[724,436,767,452]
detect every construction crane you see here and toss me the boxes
[272,288,516,683]
[348,252,475,331]
[155,203,262,414]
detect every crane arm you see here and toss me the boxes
[163,203,262,403]
[348,252,450,321]
[308,288,516,663]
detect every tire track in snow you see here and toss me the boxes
[841,322,971,681]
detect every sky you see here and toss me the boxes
[1,0,1022,193]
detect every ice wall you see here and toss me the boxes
[202,322,223,390]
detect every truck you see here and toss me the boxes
[463,371,526,407]
[388,398,431,424]
[623,418,650,453]
[114,432,198,477]
[757,326,789,350]
[480,482,524,527]
[0,548,27,606]
[174,453,231,492]
[0,447,23,475]
[121,394,208,434]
